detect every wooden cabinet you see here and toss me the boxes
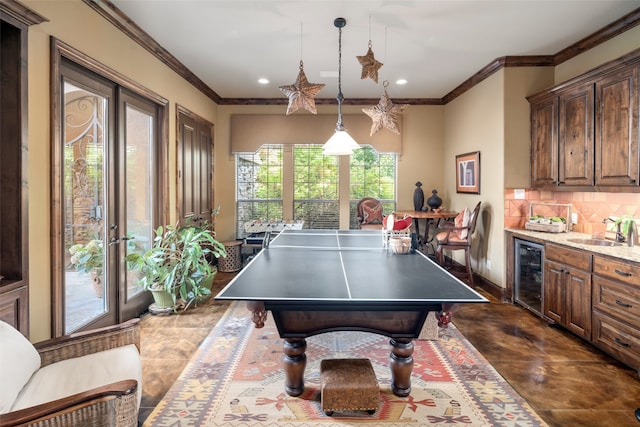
[530,95,558,188]
[558,83,594,186]
[592,255,640,370]
[528,50,640,191]
[595,65,639,186]
[544,244,592,339]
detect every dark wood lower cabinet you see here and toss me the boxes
[544,258,592,340]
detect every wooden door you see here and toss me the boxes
[544,260,565,324]
[595,65,639,187]
[566,268,592,339]
[530,94,558,188]
[558,83,594,186]
[177,107,214,227]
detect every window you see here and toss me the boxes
[350,146,397,228]
[236,145,283,237]
[235,144,396,235]
[293,145,339,229]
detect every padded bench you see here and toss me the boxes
[320,358,379,416]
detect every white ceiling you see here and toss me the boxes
[110,0,640,100]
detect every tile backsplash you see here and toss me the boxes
[505,189,640,236]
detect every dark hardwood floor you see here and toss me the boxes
[138,271,640,426]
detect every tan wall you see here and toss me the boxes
[24,0,219,341]
[555,25,640,84]
[444,71,505,285]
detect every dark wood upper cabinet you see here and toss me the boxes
[558,82,595,187]
[595,64,639,186]
[528,49,640,192]
[531,94,559,188]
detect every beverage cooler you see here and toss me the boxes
[514,238,544,317]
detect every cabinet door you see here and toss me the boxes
[544,260,565,324]
[530,95,558,188]
[558,83,595,186]
[566,268,591,339]
[595,64,639,186]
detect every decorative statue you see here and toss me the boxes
[413,181,424,211]
[427,189,443,210]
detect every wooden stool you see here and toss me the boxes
[320,358,379,416]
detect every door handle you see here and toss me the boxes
[109,237,120,246]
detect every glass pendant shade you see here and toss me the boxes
[323,126,360,155]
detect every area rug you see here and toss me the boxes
[143,302,547,426]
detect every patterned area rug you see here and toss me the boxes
[143,302,547,426]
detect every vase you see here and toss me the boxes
[91,270,104,299]
[149,287,176,310]
[427,189,442,210]
[413,181,424,211]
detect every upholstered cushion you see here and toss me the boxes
[0,321,41,414]
[454,208,471,239]
[320,358,379,413]
[362,202,383,224]
[11,344,142,412]
[435,230,468,244]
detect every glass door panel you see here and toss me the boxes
[123,103,153,302]
[63,82,109,333]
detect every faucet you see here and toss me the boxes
[627,219,638,247]
[602,217,626,243]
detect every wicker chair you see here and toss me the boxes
[0,319,141,427]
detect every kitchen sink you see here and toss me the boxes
[566,238,622,247]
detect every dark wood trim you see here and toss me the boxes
[0,4,32,337]
[0,0,48,27]
[553,8,640,65]
[86,2,639,106]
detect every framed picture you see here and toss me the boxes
[455,151,480,194]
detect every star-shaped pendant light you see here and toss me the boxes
[362,81,409,136]
[356,42,383,83]
[279,60,325,115]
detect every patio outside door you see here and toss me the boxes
[60,71,154,333]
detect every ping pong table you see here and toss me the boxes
[215,229,487,397]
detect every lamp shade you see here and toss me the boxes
[323,128,360,155]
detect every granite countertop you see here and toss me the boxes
[505,229,640,264]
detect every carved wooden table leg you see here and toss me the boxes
[389,337,414,397]
[283,338,307,396]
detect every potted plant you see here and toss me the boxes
[126,223,226,311]
[68,239,104,298]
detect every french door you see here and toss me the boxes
[54,58,158,334]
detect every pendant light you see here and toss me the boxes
[322,17,360,156]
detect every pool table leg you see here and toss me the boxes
[389,337,414,397]
[283,337,307,396]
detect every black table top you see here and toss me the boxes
[215,229,488,307]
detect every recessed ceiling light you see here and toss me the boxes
[396,79,408,85]
[258,78,270,84]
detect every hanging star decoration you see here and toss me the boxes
[356,41,383,83]
[362,81,409,136]
[279,60,325,115]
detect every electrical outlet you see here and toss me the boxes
[486,259,491,271]
[571,213,578,224]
